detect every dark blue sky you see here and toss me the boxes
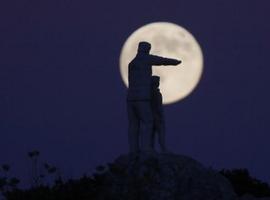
[1,0,270,186]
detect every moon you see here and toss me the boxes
[119,22,204,104]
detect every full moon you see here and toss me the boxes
[119,22,203,104]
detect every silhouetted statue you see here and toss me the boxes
[127,41,181,153]
[150,76,167,153]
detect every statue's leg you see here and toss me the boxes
[155,105,168,153]
[136,101,154,152]
[127,101,139,153]
[157,120,167,152]
[151,125,156,150]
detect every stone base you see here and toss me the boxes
[95,152,237,200]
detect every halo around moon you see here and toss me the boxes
[119,22,204,104]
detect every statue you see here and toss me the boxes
[127,41,181,153]
[150,76,167,153]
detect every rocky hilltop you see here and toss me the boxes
[95,152,237,200]
[4,152,270,200]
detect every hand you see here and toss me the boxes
[176,60,182,65]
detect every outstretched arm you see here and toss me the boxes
[148,55,181,66]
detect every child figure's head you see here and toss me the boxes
[151,76,160,89]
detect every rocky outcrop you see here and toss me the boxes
[95,152,237,200]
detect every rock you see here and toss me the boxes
[95,152,237,200]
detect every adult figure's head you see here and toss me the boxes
[137,41,151,54]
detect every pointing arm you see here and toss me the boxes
[148,55,181,66]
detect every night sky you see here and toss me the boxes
[1,0,270,186]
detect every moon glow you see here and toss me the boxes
[119,22,204,104]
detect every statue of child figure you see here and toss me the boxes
[151,76,169,153]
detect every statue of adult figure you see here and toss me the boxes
[127,41,181,153]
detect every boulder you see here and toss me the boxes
[95,152,237,200]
